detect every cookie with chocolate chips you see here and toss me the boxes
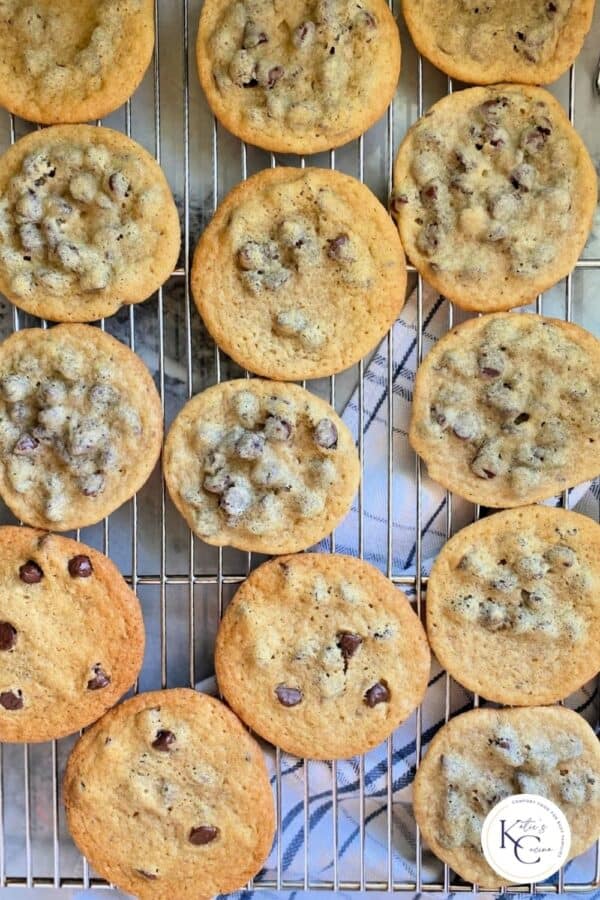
[196,0,401,154]
[427,507,600,706]
[392,85,596,312]
[0,1,154,124]
[0,125,180,321]
[402,0,594,86]
[414,706,600,887]
[163,379,360,554]
[0,526,144,743]
[215,553,430,759]
[410,313,600,506]
[0,324,162,530]
[191,167,406,380]
[64,688,275,899]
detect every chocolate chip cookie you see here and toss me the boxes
[0,125,180,322]
[392,86,597,312]
[0,526,144,742]
[427,507,600,706]
[64,688,275,899]
[192,167,406,380]
[414,706,600,887]
[402,0,594,86]
[215,553,430,759]
[0,324,162,531]
[0,1,154,124]
[164,379,360,554]
[197,0,401,154]
[410,313,600,507]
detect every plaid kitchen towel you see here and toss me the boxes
[224,284,600,898]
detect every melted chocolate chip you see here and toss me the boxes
[0,690,23,710]
[275,684,303,707]
[314,418,338,450]
[152,729,176,751]
[481,366,501,377]
[68,555,93,578]
[13,433,39,455]
[189,825,220,845]
[264,415,292,442]
[482,469,497,479]
[266,65,284,89]
[514,412,530,424]
[0,622,17,651]
[337,631,362,665]
[364,680,390,707]
[136,870,157,880]
[87,664,110,690]
[19,560,43,584]
[327,234,350,260]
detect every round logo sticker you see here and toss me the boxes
[481,793,571,884]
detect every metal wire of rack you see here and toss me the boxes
[0,0,599,894]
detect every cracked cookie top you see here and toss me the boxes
[0,0,154,124]
[409,313,600,506]
[392,86,596,312]
[64,689,275,900]
[0,324,162,530]
[0,526,144,743]
[414,707,600,887]
[427,506,600,705]
[196,0,401,154]
[402,0,594,86]
[163,378,360,554]
[215,553,430,759]
[0,125,180,322]
[191,167,406,380]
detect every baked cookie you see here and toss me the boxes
[164,379,360,554]
[0,125,180,322]
[216,553,430,759]
[409,313,600,507]
[64,689,275,900]
[0,526,144,743]
[0,1,154,124]
[414,706,600,887]
[427,507,600,706]
[0,325,162,531]
[392,85,597,312]
[401,0,594,86]
[192,167,406,381]
[196,0,401,154]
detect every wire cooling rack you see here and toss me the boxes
[0,0,599,893]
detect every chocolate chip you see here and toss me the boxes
[13,433,39,455]
[236,431,265,460]
[364,681,390,707]
[0,690,23,710]
[108,172,130,197]
[136,870,157,880]
[0,622,17,651]
[189,825,220,845]
[266,65,284,89]
[203,470,232,494]
[152,729,176,751]
[19,560,43,584]
[87,664,110,690]
[482,469,496,479]
[275,684,303,707]
[219,483,253,518]
[68,555,93,578]
[514,412,530,424]
[293,20,315,47]
[264,415,292,442]
[327,233,350,260]
[482,366,501,376]
[547,1,557,10]
[337,631,362,664]
[390,193,409,215]
[314,418,338,450]
[420,182,438,204]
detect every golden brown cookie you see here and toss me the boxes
[164,379,360,554]
[409,313,600,507]
[64,689,275,900]
[427,507,600,705]
[191,167,406,380]
[401,0,594,86]
[0,125,180,322]
[0,325,163,531]
[392,85,597,312]
[414,706,600,887]
[215,553,430,759]
[0,0,154,124]
[196,0,401,154]
[0,526,144,743]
